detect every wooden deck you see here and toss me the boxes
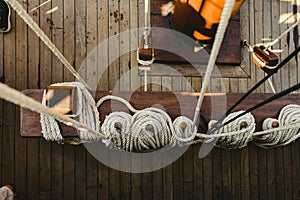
[0,0,300,199]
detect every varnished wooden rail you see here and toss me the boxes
[20,89,300,137]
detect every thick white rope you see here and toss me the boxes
[6,0,91,90]
[40,82,102,142]
[192,0,236,129]
[255,104,300,148]
[205,111,256,149]
[97,96,197,151]
[0,83,103,138]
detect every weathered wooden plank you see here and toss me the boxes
[221,150,232,199]
[63,2,76,197]
[257,148,268,200]
[292,141,300,200]
[51,1,65,199]
[228,78,240,199]
[14,1,28,198]
[141,63,250,78]
[38,0,53,196]
[97,0,109,90]
[119,0,130,91]
[75,146,87,200]
[275,147,285,200]
[98,162,109,200]
[108,0,120,90]
[270,0,282,92]
[97,18,110,193]
[86,1,99,198]
[254,0,265,93]
[2,0,16,188]
[109,161,121,199]
[129,0,140,91]
[74,0,87,199]
[193,144,203,200]
[86,0,98,89]
[63,145,75,200]
[203,152,213,200]
[63,0,75,83]
[163,162,173,199]
[248,145,258,200]
[131,164,142,200]
[183,147,194,199]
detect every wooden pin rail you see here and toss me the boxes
[20,90,300,137]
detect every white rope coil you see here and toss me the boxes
[256,104,300,147]
[40,82,101,143]
[207,111,256,149]
[101,112,132,151]
[173,116,197,144]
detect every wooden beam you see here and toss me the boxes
[20,89,300,137]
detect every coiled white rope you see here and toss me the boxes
[0,82,103,139]
[255,104,300,148]
[98,96,198,151]
[6,0,91,90]
[41,82,102,143]
[192,0,236,129]
[205,111,256,149]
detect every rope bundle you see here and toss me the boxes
[100,107,197,152]
[256,104,300,147]
[40,82,101,143]
[207,111,256,149]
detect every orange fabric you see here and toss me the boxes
[201,1,222,29]
[188,0,203,12]
[179,0,188,3]
[193,30,211,40]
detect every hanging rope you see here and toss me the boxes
[0,82,103,138]
[6,0,91,90]
[192,0,236,129]
[40,82,101,143]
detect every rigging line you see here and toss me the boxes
[266,18,300,49]
[192,0,236,129]
[6,0,92,90]
[0,83,105,138]
[228,46,300,114]
[29,0,52,13]
[206,46,300,134]
[228,46,300,116]
[209,83,300,135]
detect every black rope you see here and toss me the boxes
[206,46,300,134]
[208,83,300,134]
[226,45,300,116]
[222,83,300,127]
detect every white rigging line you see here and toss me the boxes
[6,0,92,90]
[0,83,104,138]
[192,0,236,129]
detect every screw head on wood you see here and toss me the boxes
[240,121,248,129]
[180,122,187,130]
[271,121,279,128]
[146,124,154,132]
[114,122,122,130]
